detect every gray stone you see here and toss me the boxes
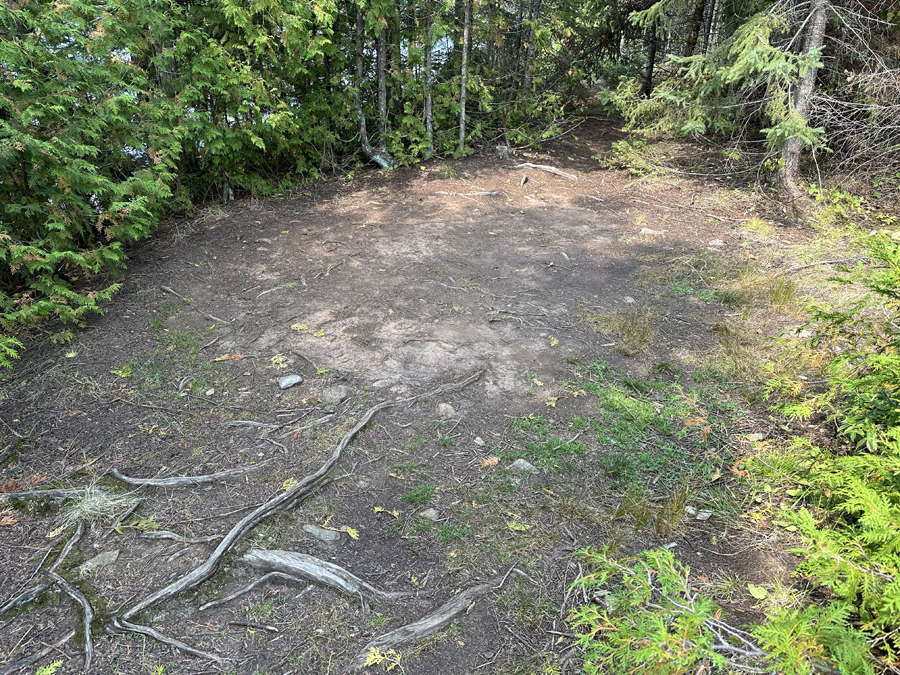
[473,436,486,447]
[420,508,440,522]
[278,374,303,390]
[322,385,351,405]
[708,239,726,246]
[437,403,456,418]
[303,524,341,543]
[744,433,764,442]
[507,459,538,474]
[77,550,120,576]
[622,296,635,304]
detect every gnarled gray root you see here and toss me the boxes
[242,549,409,602]
[343,579,498,673]
[50,520,84,573]
[0,488,88,501]
[0,583,50,617]
[0,629,75,675]
[108,618,225,664]
[110,460,270,487]
[199,571,307,611]
[50,572,93,672]
[120,370,484,622]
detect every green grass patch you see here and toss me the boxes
[400,484,436,505]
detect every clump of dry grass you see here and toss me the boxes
[58,486,137,528]
[578,307,657,356]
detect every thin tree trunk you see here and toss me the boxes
[685,0,706,56]
[779,0,828,197]
[522,0,544,91]
[640,23,659,98]
[458,0,471,155]
[424,0,434,158]
[700,0,716,54]
[377,25,388,151]
[355,7,395,170]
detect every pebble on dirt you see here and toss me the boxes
[77,550,120,576]
[420,508,440,522]
[321,385,351,405]
[278,374,303,390]
[302,524,341,543]
[437,403,456,418]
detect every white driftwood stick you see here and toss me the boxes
[509,163,577,180]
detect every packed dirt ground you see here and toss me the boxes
[1,119,829,674]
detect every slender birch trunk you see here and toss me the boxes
[355,6,395,170]
[424,0,434,158]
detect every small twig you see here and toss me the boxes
[508,163,577,180]
[50,572,94,671]
[313,262,343,279]
[159,285,228,324]
[220,421,280,429]
[256,285,285,298]
[788,257,867,272]
[229,621,279,633]
[0,629,75,675]
[139,531,222,544]
[109,461,270,488]
[199,572,307,611]
[102,501,142,541]
[108,618,225,663]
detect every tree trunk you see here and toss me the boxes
[779,0,828,198]
[640,23,659,98]
[458,0,471,155]
[522,0,544,91]
[376,25,389,151]
[700,0,716,54]
[355,7,395,170]
[684,0,706,56]
[424,0,434,158]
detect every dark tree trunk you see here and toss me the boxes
[640,24,659,98]
[458,0,471,154]
[684,0,706,56]
[355,8,395,170]
[700,0,716,54]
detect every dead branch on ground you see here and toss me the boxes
[109,461,270,487]
[508,163,577,180]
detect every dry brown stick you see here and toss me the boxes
[49,520,84,573]
[508,163,577,180]
[198,572,306,611]
[0,629,76,675]
[229,621,278,632]
[108,618,225,663]
[343,577,499,673]
[121,370,485,621]
[109,461,270,487]
[242,550,411,602]
[50,572,93,671]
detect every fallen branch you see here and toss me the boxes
[0,629,75,675]
[0,488,88,501]
[120,370,484,622]
[508,163,577,180]
[343,578,499,673]
[242,550,410,602]
[108,618,225,663]
[50,572,94,672]
[199,572,307,611]
[110,461,270,487]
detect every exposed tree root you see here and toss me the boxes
[343,577,500,673]
[508,163,577,180]
[50,572,94,672]
[49,520,84,573]
[199,571,307,611]
[0,629,75,675]
[110,461,270,487]
[0,583,50,617]
[139,531,222,544]
[242,549,411,602]
[0,488,90,501]
[107,618,226,663]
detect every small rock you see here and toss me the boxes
[420,508,440,522]
[744,432,764,442]
[303,524,341,543]
[695,510,713,521]
[495,145,509,160]
[278,374,303,390]
[708,239,726,246]
[437,403,456,418]
[685,506,698,516]
[639,228,667,236]
[256,247,269,251]
[78,550,120,576]
[205,388,215,396]
[256,238,272,244]
[482,652,495,660]
[473,436,486,447]
[322,385,351,405]
[622,296,635,304]
[507,458,538,474]
[372,378,397,389]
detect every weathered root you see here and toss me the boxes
[121,399,397,620]
[139,531,222,544]
[199,571,307,611]
[0,488,89,501]
[508,162,577,180]
[110,461,270,487]
[343,578,499,673]
[0,629,75,675]
[50,520,84,573]
[0,583,50,617]
[242,550,410,602]
[107,618,226,664]
[50,572,94,672]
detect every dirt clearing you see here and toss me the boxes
[1,120,816,674]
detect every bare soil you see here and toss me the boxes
[1,120,806,675]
